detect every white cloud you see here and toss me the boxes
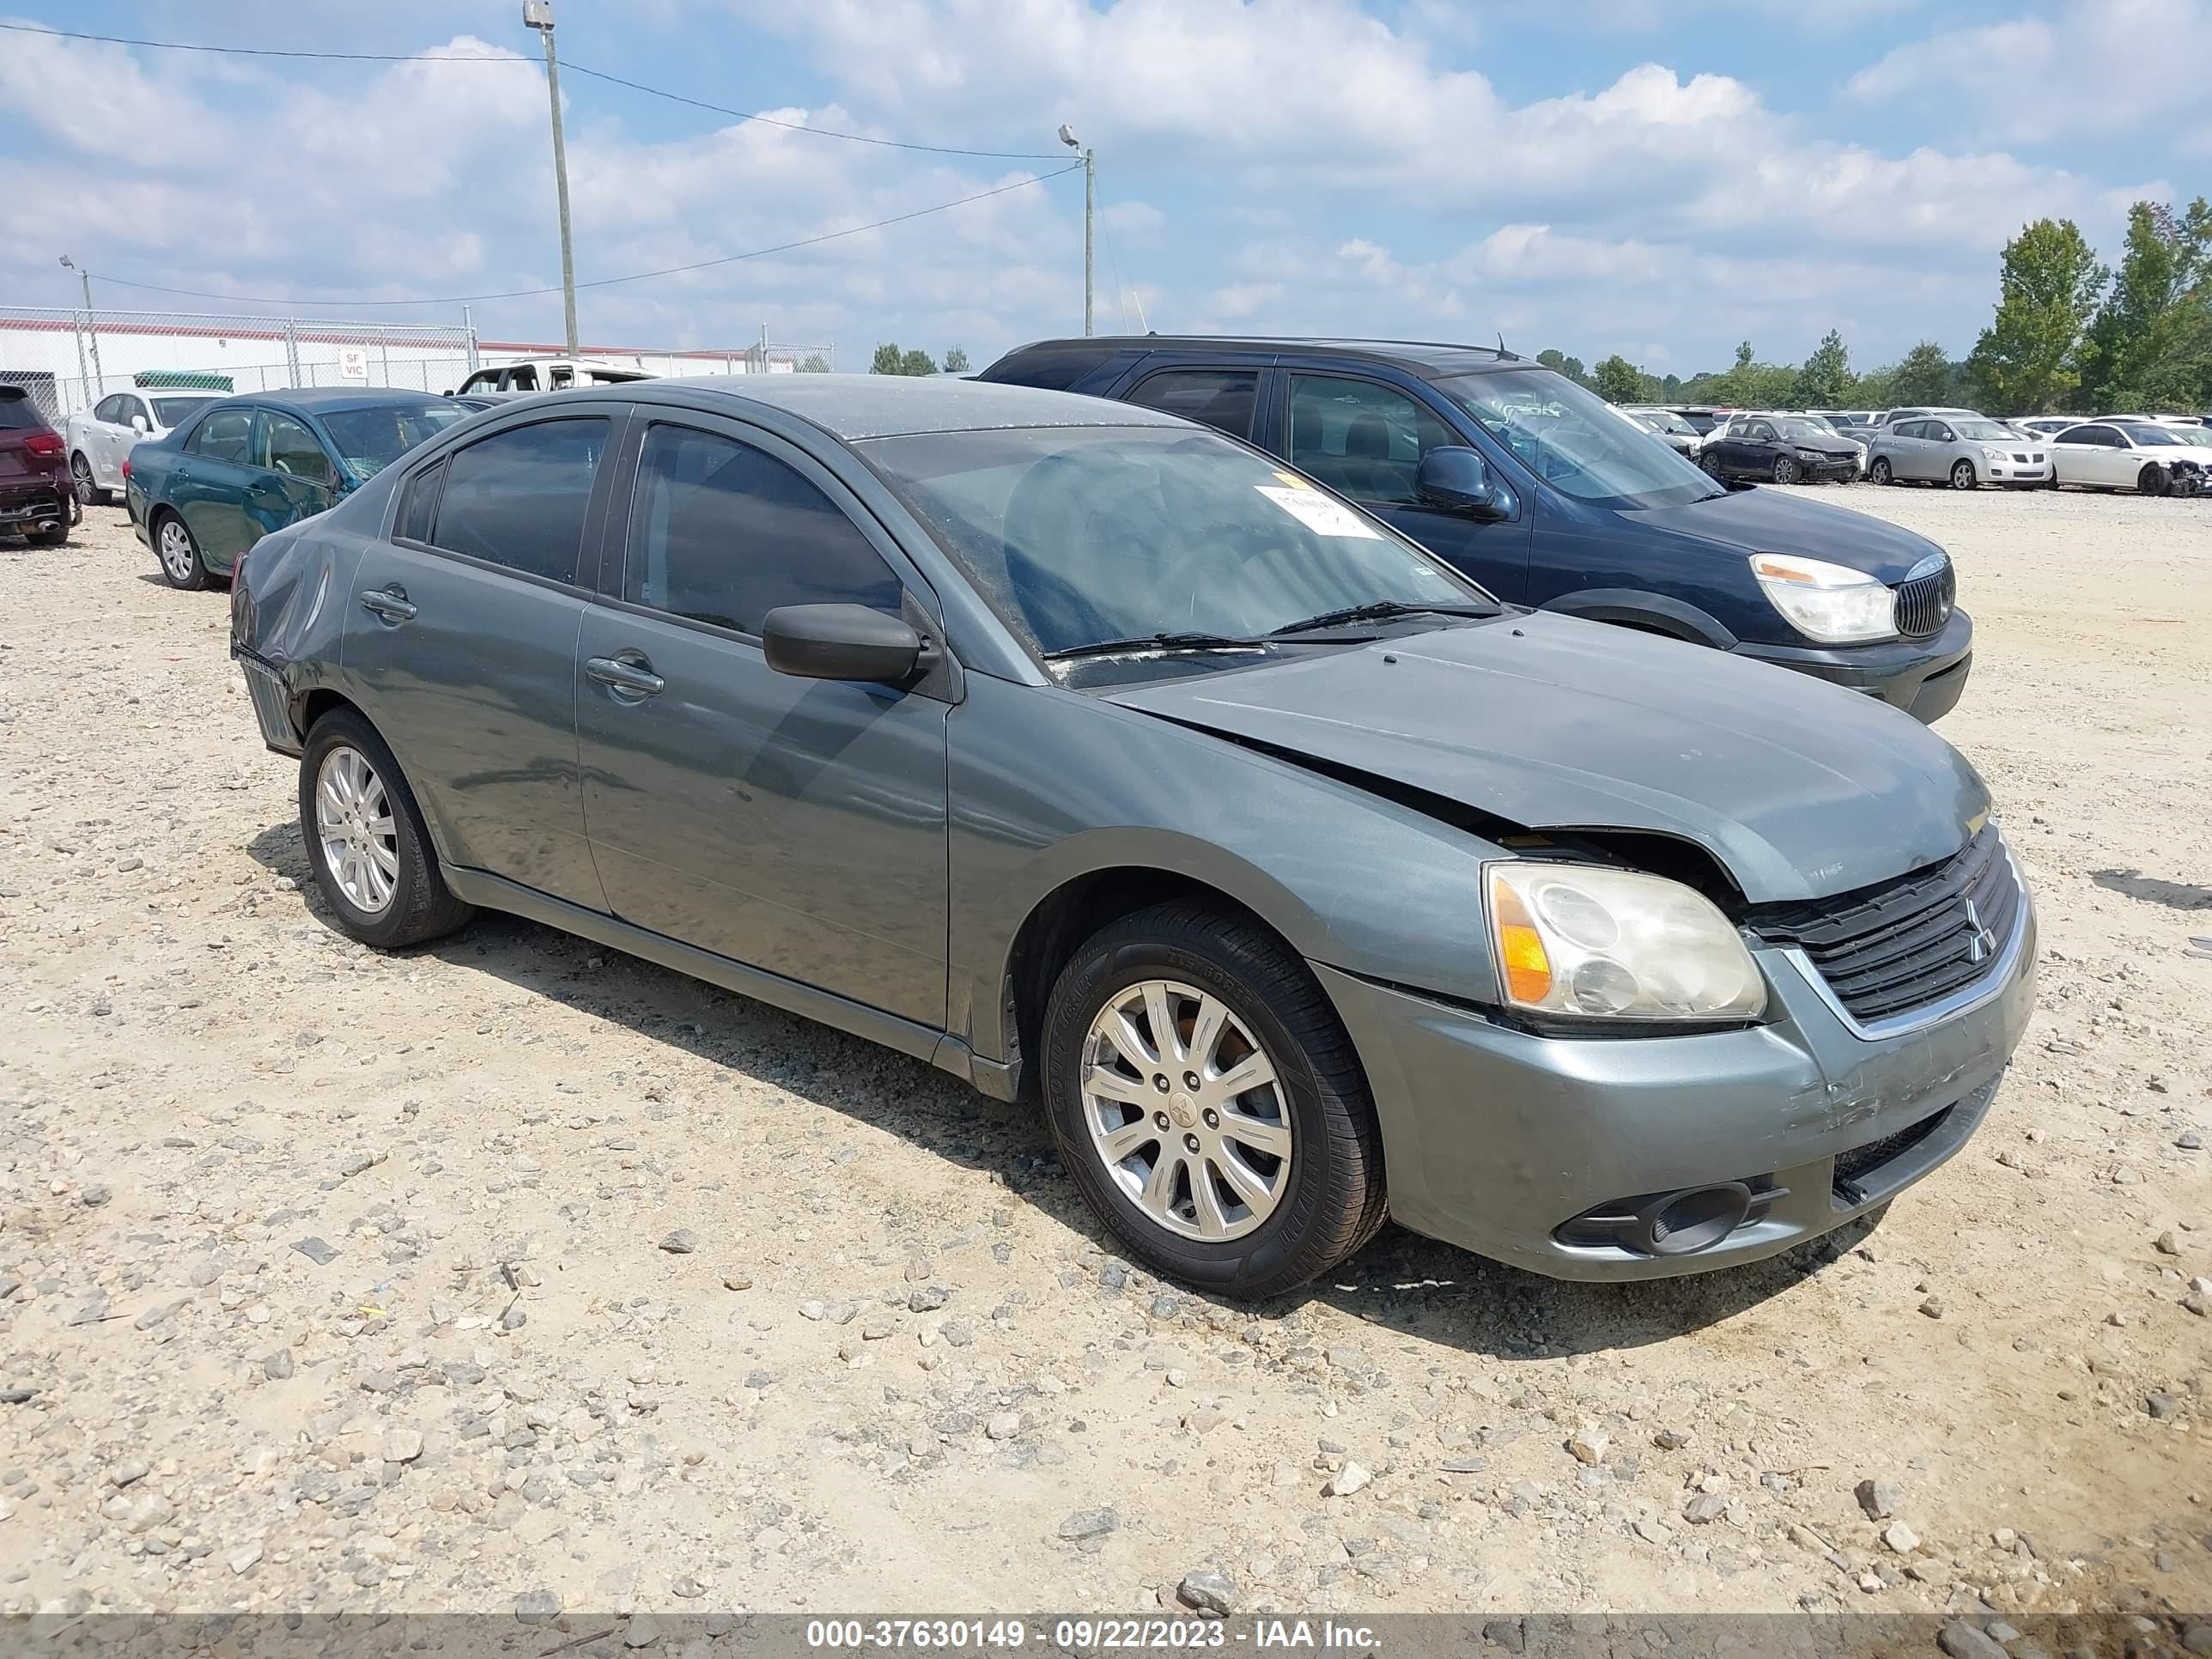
[1846,0,2212,149]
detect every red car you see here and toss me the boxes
[0,386,74,545]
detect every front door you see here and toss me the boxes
[342,411,618,910]
[240,410,342,565]
[175,404,260,566]
[1279,371,1533,601]
[575,415,951,1027]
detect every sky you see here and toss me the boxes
[1,0,2204,377]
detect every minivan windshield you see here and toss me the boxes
[1953,420,2014,441]
[1436,369,1718,508]
[861,425,1490,663]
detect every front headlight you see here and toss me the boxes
[1748,552,1898,644]
[1486,863,1766,1024]
[1979,446,2008,462]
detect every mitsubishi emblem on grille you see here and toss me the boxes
[1963,898,1996,963]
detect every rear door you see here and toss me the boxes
[574,412,951,1025]
[1279,368,1532,601]
[342,407,623,911]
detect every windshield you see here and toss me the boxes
[320,400,471,478]
[860,426,1487,662]
[2118,424,2185,446]
[1954,421,2014,441]
[1436,369,1716,507]
[150,396,215,428]
[1775,418,1836,441]
[1640,409,1696,435]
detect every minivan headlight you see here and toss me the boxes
[1486,864,1766,1024]
[1749,553,1898,644]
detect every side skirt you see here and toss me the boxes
[441,865,981,1087]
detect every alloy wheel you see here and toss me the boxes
[71,455,99,505]
[1079,978,1292,1242]
[315,745,400,915]
[1772,456,1798,484]
[156,520,198,584]
[1869,458,1892,485]
[1951,460,1976,489]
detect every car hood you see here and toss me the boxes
[1106,613,1986,903]
[1621,484,1943,581]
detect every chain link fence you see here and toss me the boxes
[0,307,840,421]
[0,307,481,421]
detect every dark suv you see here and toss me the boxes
[0,387,73,545]
[978,338,1972,722]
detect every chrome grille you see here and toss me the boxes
[1747,825,2022,1024]
[1894,559,1954,638]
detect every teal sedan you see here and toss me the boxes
[127,388,471,589]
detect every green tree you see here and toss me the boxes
[1888,341,1954,405]
[1792,330,1852,408]
[899,347,939,376]
[869,343,905,375]
[1535,348,1589,386]
[797,352,830,374]
[2083,198,2212,411]
[942,345,971,374]
[1659,372,1684,400]
[1965,219,2107,413]
[1590,355,1646,403]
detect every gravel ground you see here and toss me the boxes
[1,489,2207,1626]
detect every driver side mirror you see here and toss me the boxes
[762,603,925,684]
[1415,447,1510,520]
[130,414,150,435]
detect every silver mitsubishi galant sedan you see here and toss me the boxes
[229,376,2034,1297]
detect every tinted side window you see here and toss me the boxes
[189,408,255,463]
[94,394,124,423]
[1285,376,1455,505]
[2073,425,2118,447]
[260,412,335,485]
[431,418,609,585]
[1123,369,1258,441]
[397,459,446,544]
[1748,422,1777,441]
[626,423,902,635]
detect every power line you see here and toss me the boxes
[81,167,1084,307]
[0,20,1064,161]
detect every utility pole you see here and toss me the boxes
[59,254,103,395]
[1058,125,1094,336]
[523,1,580,356]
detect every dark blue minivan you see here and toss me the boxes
[977,337,1972,722]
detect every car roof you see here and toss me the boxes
[1000,335,1524,380]
[635,374,1191,441]
[220,387,465,416]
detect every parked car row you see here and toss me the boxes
[224,361,2036,1298]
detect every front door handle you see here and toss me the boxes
[360,586,416,623]
[586,654,665,698]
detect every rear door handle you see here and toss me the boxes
[586,654,665,698]
[360,586,416,623]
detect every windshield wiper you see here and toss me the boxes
[1042,631,1264,661]
[1267,600,1498,637]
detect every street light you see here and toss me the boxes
[60,254,103,393]
[1059,124,1094,337]
[523,0,580,356]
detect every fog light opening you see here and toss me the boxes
[1638,1183,1753,1256]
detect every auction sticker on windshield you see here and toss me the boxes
[1255,484,1381,538]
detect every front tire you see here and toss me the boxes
[2137,463,2169,497]
[1042,902,1386,1298]
[153,512,210,591]
[1950,459,1978,490]
[71,454,112,507]
[1868,457,1893,486]
[1771,455,1799,485]
[298,708,473,950]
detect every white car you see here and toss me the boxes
[451,358,653,395]
[2047,420,2209,495]
[64,388,220,505]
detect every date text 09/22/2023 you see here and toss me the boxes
[803,1620,1382,1650]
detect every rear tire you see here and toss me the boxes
[28,519,69,547]
[1868,457,1893,486]
[1042,902,1387,1299]
[298,708,474,951]
[152,512,210,591]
